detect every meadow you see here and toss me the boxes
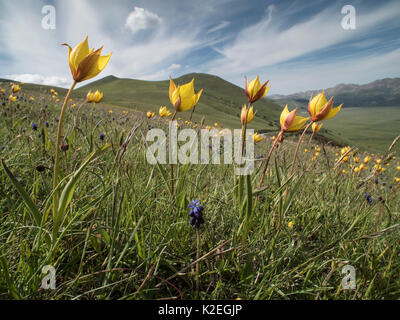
[1,79,400,300]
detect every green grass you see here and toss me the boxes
[317,107,400,152]
[1,83,400,300]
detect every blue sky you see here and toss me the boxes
[0,0,399,94]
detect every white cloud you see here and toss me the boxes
[125,7,162,34]
[4,74,70,87]
[207,1,400,76]
[168,64,181,70]
[208,21,230,33]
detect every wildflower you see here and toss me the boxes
[214,122,219,127]
[375,177,379,184]
[100,133,105,140]
[32,123,38,131]
[312,122,322,133]
[364,192,373,205]
[108,110,113,115]
[363,156,371,164]
[394,177,400,183]
[304,149,310,153]
[342,170,347,174]
[279,105,309,132]
[11,84,21,93]
[188,199,204,229]
[375,159,382,164]
[353,167,360,173]
[308,91,342,122]
[86,90,94,102]
[288,221,294,229]
[245,76,270,103]
[63,36,112,82]
[353,157,359,163]
[397,166,400,171]
[147,111,155,119]
[241,105,256,125]
[29,97,35,102]
[315,146,321,152]
[312,156,317,162]
[253,133,263,143]
[93,90,103,103]
[1,102,5,106]
[45,121,49,127]
[169,77,203,112]
[9,95,17,102]
[159,106,171,118]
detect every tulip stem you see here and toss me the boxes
[277,121,313,231]
[258,131,283,188]
[53,81,77,218]
[170,111,177,201]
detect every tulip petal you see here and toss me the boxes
[70,36,90,72]
[280,105,290,129]
[169,77,176,103]
[323,104,342,121]
[287,116,309,132]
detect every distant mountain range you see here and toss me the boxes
[270,78,400,108]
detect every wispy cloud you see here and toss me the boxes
[207,21,230,33]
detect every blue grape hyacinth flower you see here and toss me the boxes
[188,199,204,229]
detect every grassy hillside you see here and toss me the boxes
[76,73,282,131]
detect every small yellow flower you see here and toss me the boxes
[29,97,35,102]
[169,77,203,112]
[245,76,270,103]
[396,166,400,171]
[9,95,17,102]
[363,156,371,164]
[304,148,310,153]
[11,84,21,93]
[288,221,294,229]
[375,159,382,164]
[342,170,347,174]
[86,90,94,103]
[241,105,256,125]
[314,152,320,157]
[56,98,60,102]
[312,122,322,133]
[159,106,171,118]
[0,89,5,93]
[147,111,155,119]
[70,104,76,110]
[253,133,263,143]
[353,157,359,163]
[315,146,321,152]
[312,156,317,162]
[394,177,400,183]
[63,36,112,83]
[354,167,360,173]
[92,90,103,103]
[108,110,113,115]
[214,122,219,127]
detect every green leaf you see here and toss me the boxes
[2,159,42,226]
[54,144,111,235]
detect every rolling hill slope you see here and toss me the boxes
[75,73,283,131]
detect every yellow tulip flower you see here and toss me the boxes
[29,97,35,102]
[245,76,270,103]
[169,77,203,112]
[279,105,309,132]
[159,106,171,118]
[9,95,17,102]
[288,221,294,229]
[241,105,256,125]
[63,36,112,83]
[394,177,400,183]
[363,156,371,164]
[11,84,20,93]
[397,166,400,171]
[253,133,263,143]
[93,90,103,103]
[147,111,155,119]
[86,90,94,103]
[308,91,342,122]
[108,110,113,115]
[312,122,322,133]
